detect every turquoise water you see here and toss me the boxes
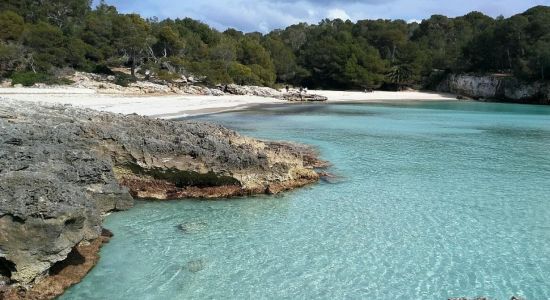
[63,101,550,299]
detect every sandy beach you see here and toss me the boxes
[0,87,456,119]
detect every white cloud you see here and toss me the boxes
[101,0,549,32]
[327,8,351,20]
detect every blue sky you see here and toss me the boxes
[95,0,550,32]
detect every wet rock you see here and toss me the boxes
[1,235,111,300]
[318,172,342,184]
[0,173,102,285]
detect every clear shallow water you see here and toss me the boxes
[63,101,550,299]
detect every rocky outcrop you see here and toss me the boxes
[223,84,283,97]
[69,72,225,96]
[0,99,322,297]
[222,84,328,102]
[438,74,550,104]
[281,93,328,102]
[1,230,113,300]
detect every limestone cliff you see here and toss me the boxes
[438,74,550,105]
[0,100,322,299]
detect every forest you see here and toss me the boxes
[1,0,550,89]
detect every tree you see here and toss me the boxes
[80,2,118,62]
[113,14,153,77]
[237,38,276,86]
[23,21,67,70]
[262,37,299,82]
[530,37,550,80]
[153,23,185,58]
[0,42,25,77]
[0,11,25,41]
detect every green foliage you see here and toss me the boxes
[0,11,25,41]
[23,22,67,70]
[0,42,23,77]
[0,0,91,28]
[10,71,72,86]
[91,64,114,75]
[113,72,137,87]
[112,14,153,77]
[228,63,260,85]
[156,70,180,81]
[2,0,550,88]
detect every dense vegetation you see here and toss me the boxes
[1,0,550,89]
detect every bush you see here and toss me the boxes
[92,64,114,75]
[10,71,74,86]
[113,72,136,87]
[10,72,49,86]
[156,70,180,81]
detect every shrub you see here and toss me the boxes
[10,71,74,86]
[156,70,180,82]
[92,64,114,75]
[10,72,49,86]
[113,72,136,87]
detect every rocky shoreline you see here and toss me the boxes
[20,72,328,102]
[437,74,550,105]
[0,100,325,299]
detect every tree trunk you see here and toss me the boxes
[507,48,513,72]
[131,56,136,78]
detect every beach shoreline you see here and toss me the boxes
[0,87,457,119]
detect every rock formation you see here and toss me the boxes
[281,93,328,102]
[68,72,225,96]
[223,84,283,98]
[438,74,550,104]
[0,99,323,299]
[222,84,328,102]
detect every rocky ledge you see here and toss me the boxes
[281,93,328,102]
[222,84,328,102]
[0,99,324,299]
[438,74,550,104]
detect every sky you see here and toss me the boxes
[95,0,550,32]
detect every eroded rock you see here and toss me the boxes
[280,93,328,102]
[0,99,322,295]
[224,84,282,97]
[438,74,550,104]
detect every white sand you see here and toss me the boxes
[312,90,456,102]
[0,87,456,119]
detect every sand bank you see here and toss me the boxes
[0,88,456,119]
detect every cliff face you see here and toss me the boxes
[0,100,322,298]
[438,74,550,105]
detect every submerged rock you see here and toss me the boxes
[186,260,206,273]
[0,99,322,296]
[177,222,208,234]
